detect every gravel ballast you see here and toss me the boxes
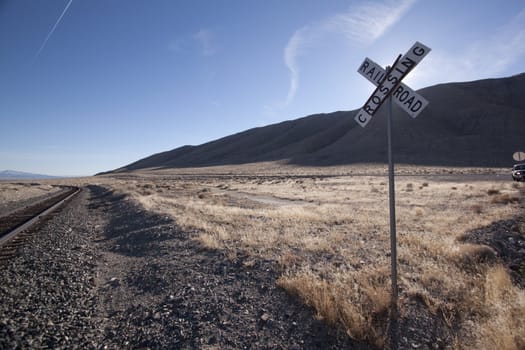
[0,189,102,349]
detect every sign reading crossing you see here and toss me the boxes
[355,41,431,127]
[358,57,428,118]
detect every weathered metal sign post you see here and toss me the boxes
[355,41,431,349]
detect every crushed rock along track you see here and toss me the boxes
[0,185,372,349]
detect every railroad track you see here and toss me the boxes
[0,186,81,261]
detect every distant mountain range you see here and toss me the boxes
[0,170,59,180]
[106,73,525,173]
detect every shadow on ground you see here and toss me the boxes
[87,185,372,349]
[459,217,525,287]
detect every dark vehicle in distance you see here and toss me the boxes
[512,163,525,181]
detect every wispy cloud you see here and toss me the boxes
[33,0,73,61]
[284,27,307,106]
[193,29,216,56]
[328,0,416,43]
[283,0,416,106]
[404,8,525,88]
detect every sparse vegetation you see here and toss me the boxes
[491,193,520,204]
[487,188,500,195]
[471,204,483,214]
[0,182,58,206]
[94,164,524,348]
[277,267,390,348]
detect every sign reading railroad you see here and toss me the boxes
[358,57,428,118]
[355,41,431,127]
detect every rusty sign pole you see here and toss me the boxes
[386,78,399,350]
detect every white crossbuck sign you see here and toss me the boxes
[355,41,431,127]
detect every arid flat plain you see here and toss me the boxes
[2,163,524,348]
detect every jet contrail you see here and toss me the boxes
[34,0,73,61]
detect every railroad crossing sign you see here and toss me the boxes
[355,41,431,127]
[355,41,431,350]
[358,57,429,118]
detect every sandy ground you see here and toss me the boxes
[0,182,61,216]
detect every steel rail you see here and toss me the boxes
[0,187,81,247]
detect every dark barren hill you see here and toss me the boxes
[110,73,525,173]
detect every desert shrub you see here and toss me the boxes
[490,194,520,204]
[471,204,483,214]
[452,244,497,270]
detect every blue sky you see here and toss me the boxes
[1,0,524,176]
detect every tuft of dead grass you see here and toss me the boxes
[473,266,525,350]
[277,267,390,348]
[471,204,483,214]
[487,188,500,195]
[450,244,497,270]
[490,193,520,204]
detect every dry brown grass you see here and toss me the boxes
[102,164,525,348]
[487,188,501,195]
[475,266,525,350]
[451,243,498,268]
[277,267,391,348]
[490,193,521,204]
